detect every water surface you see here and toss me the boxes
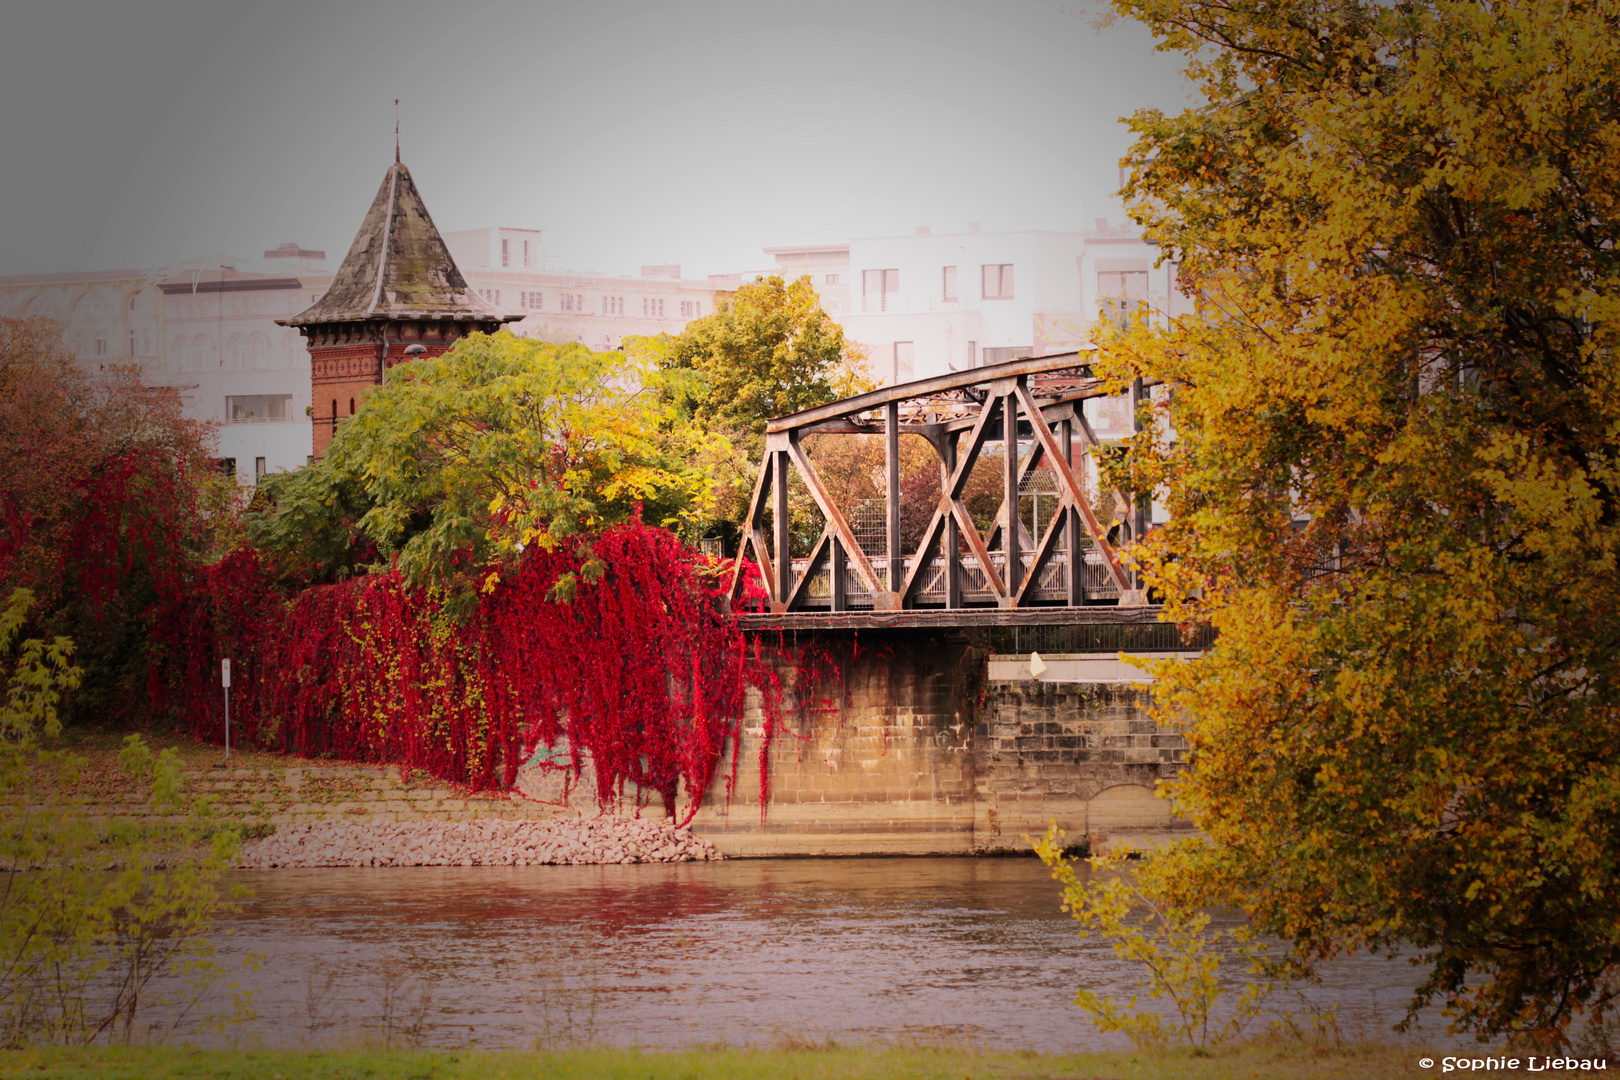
[213,856,1439,1051]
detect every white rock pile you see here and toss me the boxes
[236,815,722,869]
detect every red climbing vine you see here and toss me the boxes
[163,523,781,824]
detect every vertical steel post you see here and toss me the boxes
[1003,386,1021,602]
[942,431,961,609]
[885,401,902,595]
[830,535,846,612]
[1062,416,1084,605]
[773,449,791,605]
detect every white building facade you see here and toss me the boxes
[2,254,325,482]
[833,221,1187,386]
[444,227,718,352]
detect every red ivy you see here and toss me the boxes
[161,523,781,824]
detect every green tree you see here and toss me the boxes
[634,275,873,545]
[0,589,256,1044]
[1101,0,1620,1047]
[649,274,870,440]
[250,333,722,600]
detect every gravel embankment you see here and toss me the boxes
[236,815,722,868]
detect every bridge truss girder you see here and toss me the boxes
[726,351,1155,615]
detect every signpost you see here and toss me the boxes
[221,658,232,764]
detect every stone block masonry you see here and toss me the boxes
[154,766,556,828]
[81,634,1193,863]
[519,631,1196,858]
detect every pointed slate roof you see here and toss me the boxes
[279,161,516,327]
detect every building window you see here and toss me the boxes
[349,398,356,415]
[602,296,624,316]
[254,457,267,481]
[501,239,510,267]
[982,264,1014,300]
[483,289,502,305]
[521,291,544,310]
[642,298,665,318]
[942,266,958,302]
[680,300,702,318]
[863,269,899,312]
[94,335,107,358]
[522,240,531,267]
[226,394,294,423]
[1097,270,1149,327]
[825,274,839,286]
[24,295,56,317]
[967,340,978,368]
[892,341,914,384]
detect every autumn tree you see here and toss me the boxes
[1100,0,1620,1047]
[634,275,874,545]
[0,317,235,721]
[248,333,723,603]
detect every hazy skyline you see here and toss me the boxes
[2,0,1195,279]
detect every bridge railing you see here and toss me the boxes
[787,548,1121,610]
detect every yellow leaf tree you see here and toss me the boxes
[1104,0,1620,1046]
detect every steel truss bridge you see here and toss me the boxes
[727,351,1162,631]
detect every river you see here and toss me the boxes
[191,855,1450,1052]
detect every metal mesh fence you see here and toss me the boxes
[970,621,1216,654]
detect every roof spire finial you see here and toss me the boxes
[394,99,400,163]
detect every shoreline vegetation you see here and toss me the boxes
[0,1040,1558,1080]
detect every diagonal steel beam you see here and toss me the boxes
[1016,379,1131,594]
[1014,497,1072,607]
[785,432,885,598]
[728,453,776,605]
[784,526,834,610]
[899,393,1007,603]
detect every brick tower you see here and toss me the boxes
[280,156,517,457]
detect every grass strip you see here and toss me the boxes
[0,1041,1498,1080]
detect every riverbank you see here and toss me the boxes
[0,1040,1512,1080]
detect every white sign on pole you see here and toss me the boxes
[221,658,231,688]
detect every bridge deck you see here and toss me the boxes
[737,605,1166,632]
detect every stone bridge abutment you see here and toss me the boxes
[687,631,1195,857]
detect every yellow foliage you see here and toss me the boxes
[1100,0,1620,1048]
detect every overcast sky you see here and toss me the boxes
[1,0,1195,279]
